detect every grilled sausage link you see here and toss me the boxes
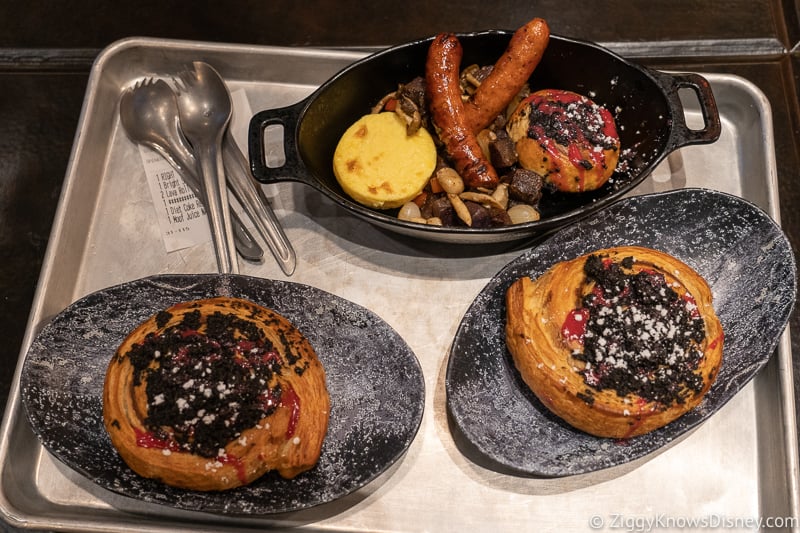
[426,33,499,190]
[464,17,550,134]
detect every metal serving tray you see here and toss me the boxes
[0,37,798,532]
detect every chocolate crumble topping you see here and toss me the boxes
[527,95,618,150]
[155,311,172,329]
[572,254,706,406]
[126,309,283,458]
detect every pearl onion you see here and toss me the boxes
[507,204,541,224]
[397,201,422,221]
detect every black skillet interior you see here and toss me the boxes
[250,31,719,242]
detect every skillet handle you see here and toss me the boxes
[248,99,312,185]
[653,70,721,150]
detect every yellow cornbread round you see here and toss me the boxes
[333,112,436,209]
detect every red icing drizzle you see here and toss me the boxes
[591,284,624,306]
[216,453,247,484]
[561,308,589,343]
[236,339,257,353]
[179,328,200,339]
[280,385,301,439]
[233,340,281,368]
[620,416,645,440]
[707,332,724,351]
[134,429,248,484]
[134,428,180,452]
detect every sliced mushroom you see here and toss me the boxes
[460,64,482,95]
[476,129,497,161]
[448,193,472,227]
[397,77,428,133]
[491,183,509,210]
[395,95,422,135]
[459,191,505,211]
[371,91,397,114]
[460,64,494,91]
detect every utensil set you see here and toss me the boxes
[120,61,295,275]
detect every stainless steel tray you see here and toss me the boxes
[1,37,798,532]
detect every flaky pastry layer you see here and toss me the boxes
[103,297,330,491]
[505,246,723,438]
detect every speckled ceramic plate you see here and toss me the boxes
[21,275,425,514]
[446,188,796,477]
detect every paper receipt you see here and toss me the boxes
[140,148,210,252]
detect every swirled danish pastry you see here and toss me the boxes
[505,246,723,438]
[103,297,330,491]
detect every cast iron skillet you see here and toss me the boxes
[249,30,721,244]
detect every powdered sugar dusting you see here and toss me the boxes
[21,276,424,514]
[446,188,796,476]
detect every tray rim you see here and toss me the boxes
[0,35,797,531]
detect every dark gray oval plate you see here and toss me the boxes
[446,188,796,477]
[21,275,425,514]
